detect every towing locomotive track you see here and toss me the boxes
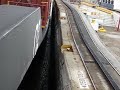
[62,1,120,90]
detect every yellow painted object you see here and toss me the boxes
[96,7,112,14]
[81,2,96,7]
[98,27,106,32]
[61,45,73,52]
[91,19,95,23]
[81,2,112,14]
[42,26,45,29]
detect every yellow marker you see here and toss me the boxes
[42,26,45,29]
[61,45,73,52]
[81,2,95,7]
[98,27,106,32]
[81,1,112,14]
[96,6,112,14]
[91,19,95,23]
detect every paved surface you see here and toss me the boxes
[68,3,120,89]
[56,0,116,90]
[64,2,113,89]
[72,3,120,75]
[56,0,94,90]
[98,26,120,63]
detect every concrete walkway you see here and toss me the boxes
[72,3,120,75]
[56,0,94,89]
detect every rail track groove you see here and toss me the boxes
[62,0,120,90]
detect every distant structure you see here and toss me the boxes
[98,0,120,10]
[82,0,120,10]
[98,0,114,9]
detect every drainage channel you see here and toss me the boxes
[17,1,61,90]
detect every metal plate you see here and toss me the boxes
[0,5,42,90]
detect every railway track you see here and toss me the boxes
[62,1,120,90]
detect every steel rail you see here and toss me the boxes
[63,2,97,90]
